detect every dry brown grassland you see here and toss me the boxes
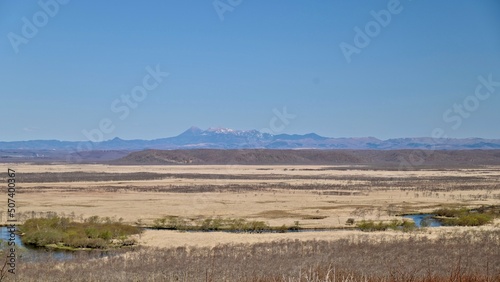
[0,163,499,281]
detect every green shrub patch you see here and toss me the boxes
[357,219,415,232]
[433,206,496,226]
[19,216,141,250]
[152,216,300,233]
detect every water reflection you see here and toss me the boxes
[403,214,442,227]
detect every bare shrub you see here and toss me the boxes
[9,229,499,281]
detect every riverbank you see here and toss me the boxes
[135,224,500,249]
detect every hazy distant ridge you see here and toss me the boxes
[113,149,500,166]
[2,127,500,151]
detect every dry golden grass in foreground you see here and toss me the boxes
[6,230,500,281]
[1,164,499,231]
[135,225,498,249]
[0,164,498,281]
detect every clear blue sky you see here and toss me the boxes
[1,0,499,141]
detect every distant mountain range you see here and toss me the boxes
[2,127,500,151]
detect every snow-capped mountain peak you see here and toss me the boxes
[205,127,237,134]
